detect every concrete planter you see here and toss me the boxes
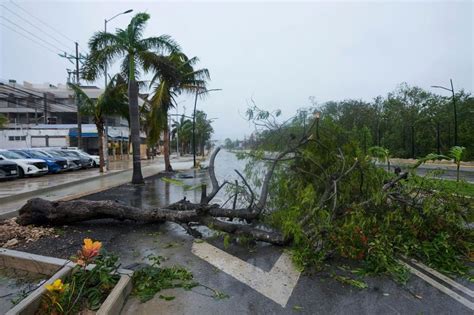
[0,249,133,315]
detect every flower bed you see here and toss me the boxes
[1,239,132,315]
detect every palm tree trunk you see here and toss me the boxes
[128,79,144,184]
[97,121,105,173]
[164,124,172,171]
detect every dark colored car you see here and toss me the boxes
[48,150,87,169]
[12,150,68,174]
[0,159,19,180]
[62,150,93,169]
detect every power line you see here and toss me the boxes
[0,22,59,55]
[0,4,71,52]
[9,0,75,43]
[8,0,88,55]
[0,16,67,53]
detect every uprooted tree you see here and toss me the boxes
[17,104,473,280]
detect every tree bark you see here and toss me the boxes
[16,198,288,246]
[128,79,144,184]
[96,120,105,173]
[164,123,173,172]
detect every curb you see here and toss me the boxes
[0,168,130,204]
[0,161,193,220]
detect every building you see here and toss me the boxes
[0,79,147,158]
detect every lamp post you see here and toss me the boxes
[431,79,457,146]
[314,111,321,139]
[103,9,133,169]
[192,88,221,168]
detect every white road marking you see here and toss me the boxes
[406,258,474,298]
[399,260,474,311]
[192,241,301,307]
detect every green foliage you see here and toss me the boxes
[132,255,198,302]
[246,113,472,282]
[44,253,120,314]
[0,113,8,128]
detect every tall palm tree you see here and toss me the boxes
[82,12,179,184]
[69,74,128,173]
[147,52,209,171]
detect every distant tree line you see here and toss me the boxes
[242,83,474,160]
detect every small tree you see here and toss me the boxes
[449,146,465,182]
[368,146,391,171]
[69,75,128,173]
[0,114,7,128]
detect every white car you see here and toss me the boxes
[0,149,48,177]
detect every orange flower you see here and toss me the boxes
[81,238,102,259]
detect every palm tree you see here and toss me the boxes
[147,52,209,171]
[69,74,128,173]
[368,146,391,171]
[449,146,465,182]
[171,114,193,155]
[82,12,179,184]
[195,110,214,156]
[0,114,7,128]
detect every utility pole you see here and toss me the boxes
[431,79,458,147]
[192,88,222,168]
[75,42,82,150]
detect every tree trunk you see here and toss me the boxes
[16,198,288,246]
[164,123,172,171]
[96,120,105,173]
[128,79,144,184]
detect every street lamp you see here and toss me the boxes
[314,111,321,140]
[431,79,457,147]
[103,9,133,170]
[192,88,222,168]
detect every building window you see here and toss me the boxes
[8,136,26,141]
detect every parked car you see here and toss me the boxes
[11,149,68,174]
[0,149,48,177]
[62,147,100,167]
[0,159,19,180]
[33,149,82,171]
[62,150,94,168]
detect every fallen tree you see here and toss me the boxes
[16,146,290,246]
[16,104,473,280]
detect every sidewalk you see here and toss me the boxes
[0,157,194,219]
[391,158,474,171]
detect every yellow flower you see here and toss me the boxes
[82,238,102,259]
[45,279,67,293]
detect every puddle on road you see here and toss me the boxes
[85,150,247,209]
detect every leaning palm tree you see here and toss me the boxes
[69,74,128,173]
[147,52,209,171]
[82,12,179,184]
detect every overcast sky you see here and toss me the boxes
[1,0,472,140]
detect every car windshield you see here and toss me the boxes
[65,151,81,158]
[0,151,24,159]
[12,151,30,158]
[46,151,64,158]
[28,151,48,159]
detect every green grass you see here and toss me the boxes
[430,178,474,198]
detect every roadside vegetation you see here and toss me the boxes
[238,103,473,282]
